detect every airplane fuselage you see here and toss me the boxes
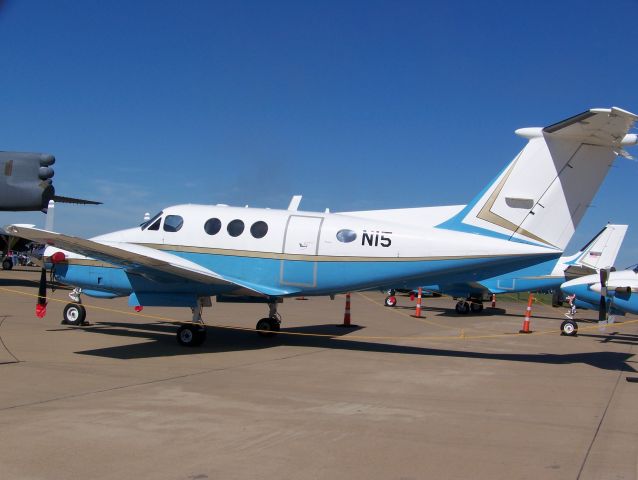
[47,204,560,306]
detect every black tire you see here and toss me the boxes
[256,317,279,337]
[176,325,207,346]
[455,301,470,314]
[62,303,86,326]
[2,259,13,270]
[470,302,483,313]
[560,320,578,336]
[384,296,397,307]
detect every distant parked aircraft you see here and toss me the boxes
[383,224,628,312]
[559,265,638,335]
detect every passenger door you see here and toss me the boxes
[280,215,323,288]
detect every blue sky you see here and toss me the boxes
[1,0,637,266]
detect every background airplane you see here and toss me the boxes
[383,224,628,312]
[0,152,100,269]
[559,265,638,335]
[0,151,100,212]
[5,107,637,346]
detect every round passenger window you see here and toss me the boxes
[336,229,357,243]
[204,218,222,235]
[250,221,268,239]
[163,215,184,232]
[227,219,245,237]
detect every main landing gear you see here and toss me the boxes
[177,297,209,347]
[256,302,282,337]
[62,288,87,326]
[177,298,283,346]
[58,290,285,346]
[455,299,484,314]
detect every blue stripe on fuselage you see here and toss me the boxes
[54,250,560,302]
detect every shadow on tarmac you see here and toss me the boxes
[388,304,562,321]
[0,277,40,288]
[576,331,638,347]
[0,277,71,291]
[68,320,637,373]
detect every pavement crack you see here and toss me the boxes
[0,315,20,364]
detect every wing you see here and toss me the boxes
[4,224,285,297]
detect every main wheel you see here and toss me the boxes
[384,296,397,307]
[256,317,280,337]
[2,259,12,270]
[62,303,86,326]
[560,320,578,336]
[176,325,207,346]
[455,301,470,314]
[470,302,483,313]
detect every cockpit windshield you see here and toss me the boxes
[627,263,638,273]
[140,211,163,230]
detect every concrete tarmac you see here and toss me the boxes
[0,269,637,480]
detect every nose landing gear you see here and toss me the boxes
[62,288,87,326]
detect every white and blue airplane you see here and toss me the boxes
[5,107,638,346]
[383,224,628,312]
[559,265,638,335]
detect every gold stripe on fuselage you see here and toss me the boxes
[49,243,554,267]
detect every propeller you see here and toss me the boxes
[35,251,66,318]
[35,265,47,318]
[598,268,609,322]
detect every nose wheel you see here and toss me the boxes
[384,295,397,307]
[62,303,87,326]
[560,319,578,336]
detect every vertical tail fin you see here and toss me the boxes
[439,107,637,250]
[573,224,628,270]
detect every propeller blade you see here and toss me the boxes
[597,268,610,323]
[598,294,607,322]
[35,267,47,318]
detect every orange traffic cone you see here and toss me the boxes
[337,293,357,328]
[519,293,533,333]
[412,287,423,318]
